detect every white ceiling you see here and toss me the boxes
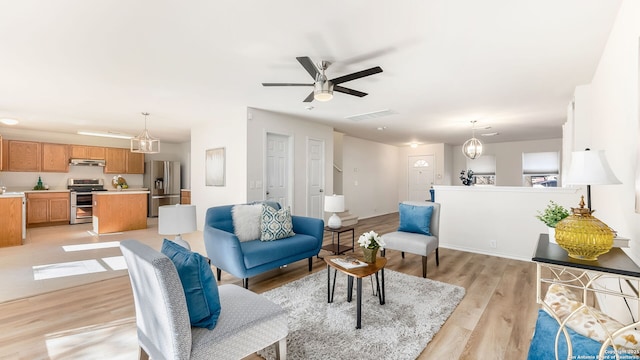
[0,1,622,147]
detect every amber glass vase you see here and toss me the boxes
[555,197,613,261]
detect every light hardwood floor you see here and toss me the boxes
[0,213,538,360]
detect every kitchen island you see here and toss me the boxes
[92,190,149,234]
[0,192,25,247]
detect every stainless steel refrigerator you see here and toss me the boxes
[144,161,181,217]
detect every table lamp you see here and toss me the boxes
[324,195,345,229]
[158,204,197,249]
[564,149,621,212]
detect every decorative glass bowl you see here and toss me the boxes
[555,197,613,261]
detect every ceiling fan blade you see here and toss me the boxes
[262,83,313,87]
[334,85,368,97]
[330,66,383,85]
[297,56,320,80]
[303,91,315,102]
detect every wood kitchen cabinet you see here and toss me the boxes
[70,145,106,160]
[6,140,40,172]
[41,143,69,172]
[126,151,145,174]
[181,189,191,204]
[0,196,23,247]
[104,147,127,174]
[26,192,70,226]
[0,134,3,170]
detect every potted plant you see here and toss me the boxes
[357,230,386,263]
[535,201,570,243]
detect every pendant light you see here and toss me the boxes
[130,112,160,153]
[462,120,483,160]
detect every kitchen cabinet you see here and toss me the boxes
[0,134,3,170]
[127,151,145,174]
[181,189,191,204]
[26,192,70,226]
[41,143,69,172]
[6,140,40,172]
[70,145,106,160]
[104,147,127,174]
[0,196,23,247]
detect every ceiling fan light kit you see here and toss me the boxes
[462,120,483,160]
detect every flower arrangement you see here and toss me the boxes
[459,169,474,186]
[536,201,570,228]
[357,230,386,250]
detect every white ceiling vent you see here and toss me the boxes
[345,109,397,122]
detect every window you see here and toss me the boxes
[522,152,559,187]
[468,155,496,186]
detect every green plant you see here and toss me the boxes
[536,201,570,228]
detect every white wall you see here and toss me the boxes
[452,138,563,186]
[190,106,248,230]
[342,136,399,219]
[434,185,582,260]
[245,108,334,217]
[574,0,640,263]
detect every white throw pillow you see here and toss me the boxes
[232,204,263,242]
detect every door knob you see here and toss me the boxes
[319,189,324,193]
[266,191,270,195]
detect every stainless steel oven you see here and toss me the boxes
[68,179,106,224]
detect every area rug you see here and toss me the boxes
[257,269,465,360]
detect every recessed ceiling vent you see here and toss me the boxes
[345,109,397,122]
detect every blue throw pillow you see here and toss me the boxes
[527,309,638,360]
[398,203,433,235]
[160,239,221,329]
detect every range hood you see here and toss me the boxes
[69,159,106,167]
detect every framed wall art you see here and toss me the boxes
[206,147,225,186]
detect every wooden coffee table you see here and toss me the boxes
[324,255,387,329]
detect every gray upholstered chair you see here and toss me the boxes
[120,239,288,360]
[381,201,440,278]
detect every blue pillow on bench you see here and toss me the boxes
[161,239,221,329]
[398,203,433,236]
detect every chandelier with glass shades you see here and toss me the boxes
[462,120,483,160]
[130,112,160,154]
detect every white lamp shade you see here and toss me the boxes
[324,195,345,213]
[565,150,621,185]
[158,204,197,236]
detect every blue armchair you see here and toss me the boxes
[203,203,324,288]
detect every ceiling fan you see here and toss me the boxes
[262,56,383,102]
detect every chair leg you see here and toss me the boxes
[275,337,287,360]
[381,249,386,257]
[139,347,150,360]
[216,268,222,281]
[243,278,249,289]
[435,248,440,266]
[401,251,405,259]
[421,256,427,278]
[308,257,312,272]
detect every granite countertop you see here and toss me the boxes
[0,192,26,198]
[94,190,149,195]
[105,187,148,192]
[22,189,70,193]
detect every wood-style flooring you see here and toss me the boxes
[0,213,538,360]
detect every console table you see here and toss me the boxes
[531,234,640,359]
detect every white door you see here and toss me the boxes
[266,133,291,208]
[307,138,324,218]
[408,155,435,202]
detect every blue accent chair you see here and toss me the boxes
[203,203,324,289]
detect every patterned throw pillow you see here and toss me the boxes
[543,283,640,352]
[260,204,295,241]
